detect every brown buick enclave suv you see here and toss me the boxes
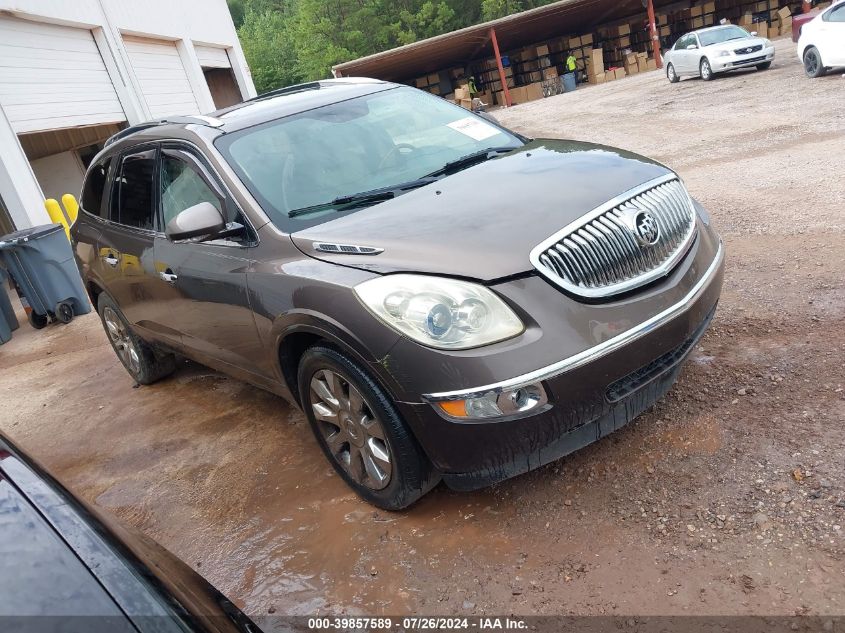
[72,78,724,510]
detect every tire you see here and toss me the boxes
[803,47,826,78]
[55,301,74,324]
[97,293,175,385]
[28,311,49,329]
[297,344,439,510]
[700,58,714,81]
[756,61,772,71]
[667,63,680,83]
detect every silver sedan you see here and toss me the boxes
[664,24,775,82]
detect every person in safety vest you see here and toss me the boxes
[566,51,578,84]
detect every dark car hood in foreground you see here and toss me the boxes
[291,139,674,281]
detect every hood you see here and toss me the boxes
[706,35,769,52]
[291,139,673,281]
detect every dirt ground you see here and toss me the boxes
[1,37,843,617]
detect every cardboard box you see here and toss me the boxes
[637,57,649,73]
[427,73,439,85]
[780,17,793,34]
[614,67,627,80]
[415,77,428,88]
[569,36,582,48]
[581,33,594,45]
[528,71,542,82]
[615,24,630,36]
[588,72,606,84]
[536,44,550,56]
[739,13,753,27]
[524,82,544,101]
[691,5,703,17]
[704,1,716,13]
[769,26,779,39]
[586,48,604,70]
[646,59,657,71]
[692,16,704,28]
[542,68,559,80]
[660,25,671,36]
[753,21,768,36]
[454,86,470,99]
[508,86,528,104]
[459,98,472,110]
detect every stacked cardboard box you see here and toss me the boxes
[585,48,605,82]
[776,6,792,36]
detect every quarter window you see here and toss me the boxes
[159,153,223,229]
[112,149,157,230]
[81,157,111,217]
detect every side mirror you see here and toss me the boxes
[686,44,698,50]
[165,202,225,242]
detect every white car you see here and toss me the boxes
[797,0,845,78]
[663,24,775,83]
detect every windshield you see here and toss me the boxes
[215,86,522,230]
[698,26,752,46]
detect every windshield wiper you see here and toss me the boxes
[288,177,439,218]
[426,146,517,178]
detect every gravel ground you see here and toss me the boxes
[1,37,843,618]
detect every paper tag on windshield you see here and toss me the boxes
[447,116,499,141]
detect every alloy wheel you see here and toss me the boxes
[309,369,392,490]
[804,49,820,76]
[103,307,141,375]
[701,60,712,80]
[667,65,676,81]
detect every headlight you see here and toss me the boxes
[354,274,524,350]
[718,50,732,57]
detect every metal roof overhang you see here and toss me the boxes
[333,0,669,81]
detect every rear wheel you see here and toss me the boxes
[803,47,826,78]
[756,61,772,71]
[55,301,74,324]
[28,311,48,329]
[667,63,680,83]
[97,293,175,385]
[700,58,714,81]
[298,345,439,510]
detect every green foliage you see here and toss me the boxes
[228,0,559,92]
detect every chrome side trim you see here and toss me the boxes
[424,242,723,403]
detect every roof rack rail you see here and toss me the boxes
[104,115,224,147]
[246,82,322,103]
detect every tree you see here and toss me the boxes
[238,6,303,93]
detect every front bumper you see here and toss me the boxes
[390,237,724,490]
[712,46,775,72]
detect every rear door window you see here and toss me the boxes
[111,149,157,230]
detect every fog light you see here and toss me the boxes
[433,382,548,421]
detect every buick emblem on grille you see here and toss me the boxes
[634,211,660,246]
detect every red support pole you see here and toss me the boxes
[489,27,512,108]
[646,0,663,69]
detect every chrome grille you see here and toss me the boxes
[734,44,763,55]
[530,176,697,298]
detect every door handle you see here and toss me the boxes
[102,253,119,267]
[159,270,178,284]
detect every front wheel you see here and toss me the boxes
[756,61,772,71]
[803,47,826,78]
[700,58,714,81]
[667,63,680,83]
[298,345,439,510]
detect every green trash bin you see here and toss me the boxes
[0,224,91,329]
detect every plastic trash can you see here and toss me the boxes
[0,267,20,344]
[562,72,577,93]
[0,224,91,329]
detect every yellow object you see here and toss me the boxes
[61,194,79,226]
[44,199,70,240]
[436,400,469,418]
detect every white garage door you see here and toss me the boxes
[0,17,126,134]
[195,45,231,69]
[123,36,200,119]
